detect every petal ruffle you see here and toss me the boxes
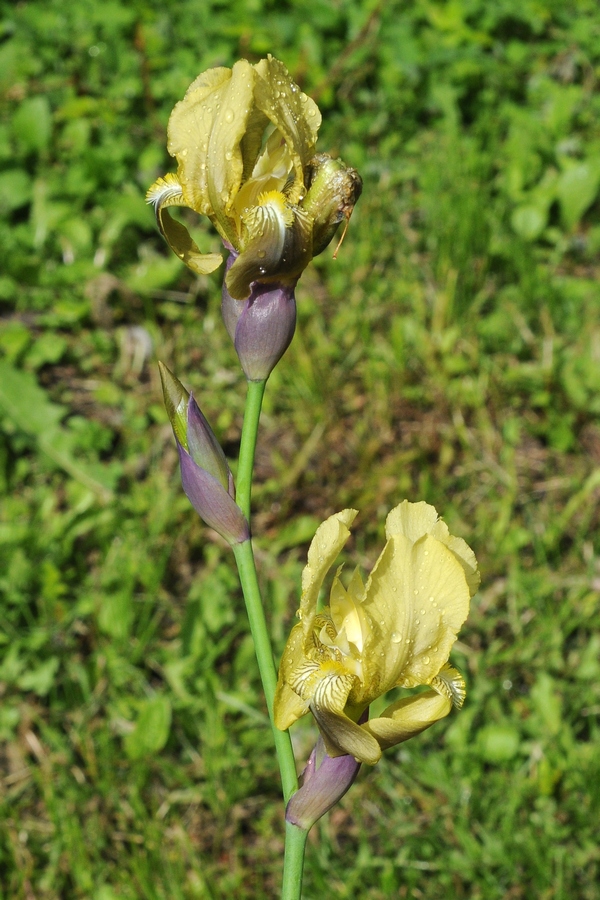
[386,499,480,596]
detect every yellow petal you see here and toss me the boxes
[274,622,310,729]
[313,705,381,765]
[305,665,380,764]
[226,194,313,300]
[364,689,452,752]
[297,509,358,635]
[386,500,480,596]
[357,532,470,701]
[146,175,223,275]
[253,56,321,205]
[167,62,257,246]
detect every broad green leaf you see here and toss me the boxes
[124,697,172,760]
[556,161,600,230]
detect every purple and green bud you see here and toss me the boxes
[221,253,297,383]
[159,362,249,544]
[285,734,362,832]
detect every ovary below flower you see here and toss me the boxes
[274,501,480,765]
[146,56,361,300]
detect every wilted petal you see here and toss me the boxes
[178,445,249,544]
[146,175,223,275]
[301,154,363,258]
[364,689,452,752]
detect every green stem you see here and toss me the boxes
[236,379,266,520]
[232,539,298,802]
[232,378,308,898]
[282,823,308,900]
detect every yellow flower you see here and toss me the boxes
[147,56,361,300]
[274,501,479,765]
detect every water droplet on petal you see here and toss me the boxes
[423,655,430,665]
[224,109,234,123]
[257,249,266,259]
[420,609,425,615]
[391,632,402,644]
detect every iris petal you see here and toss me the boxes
[364,690,452,752]
[146,175,223,275]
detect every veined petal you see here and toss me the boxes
[386,499,480,596]
[297,509,358,636]
[226,193,313,300]
[363,689,452,752]
[146,175,223,275]
[274,622,310,730]
[167,62,257,246]
[253,56,321,205]
[356,532,471,702]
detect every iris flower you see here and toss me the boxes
[147,55,361,301]
[274,501,479,765]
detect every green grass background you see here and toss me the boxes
[1,0,600,897]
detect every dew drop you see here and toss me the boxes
[420,609,425,615]
[413,589,419,595]
[258,266,267,275]
[224,109,235,123]
[307,108,316,117]
[300,92,307,101]
[180,148,188,157]
[225,151,233,161]
[415,619,420,625]
[423,655,430,665]
[257,249,266,259]
[428,596,434,602]
[391,632,402,644]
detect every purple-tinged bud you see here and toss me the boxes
[285,735,361,832]
[186,394,231,490]
[222,253,297,382]
[159,361,249,544]
[178,444,250,544]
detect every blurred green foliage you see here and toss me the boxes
[1,0,600,897]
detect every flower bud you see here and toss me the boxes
[159,361,249,544]
[222,253,297,382]
[285,733,362,832]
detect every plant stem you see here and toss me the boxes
[236,379,266,521]
[232,539,298,802]
[233,378,308,898]
[281,823,308,900]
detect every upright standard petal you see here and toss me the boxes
[253,56,321,205]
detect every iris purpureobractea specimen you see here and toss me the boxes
[159,362,249,545]
[146,55,362,302]
[274,501,479,765]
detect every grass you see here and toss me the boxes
[1,0,600,897]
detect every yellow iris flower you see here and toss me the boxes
[274,501,480,765]
[146,55,361,301]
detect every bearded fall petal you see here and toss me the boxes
[146,175,223,275]
[363,690,452,752]
[178,444,249,545]
[226,195,313,300]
